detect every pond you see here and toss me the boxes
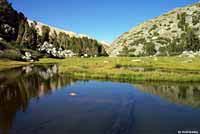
[0,65,200,134]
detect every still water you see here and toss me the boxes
[0,65,200,134]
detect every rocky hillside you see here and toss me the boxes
[109,2,200,57]
[0,0,108,61]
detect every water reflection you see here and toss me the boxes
[0,65,199,134]
[134,82,200,108]
[0,65,76,134]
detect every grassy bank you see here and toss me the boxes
[34,56,200,82]
[0,59,29,71]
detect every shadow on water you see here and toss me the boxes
[0,64,199,134]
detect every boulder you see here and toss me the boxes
[179,50,200,58]
[21,52,33,61]
[38,41,76,58]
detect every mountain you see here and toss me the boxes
[109,2,200,57]
[27,20,97,40]
[0,0,108,61]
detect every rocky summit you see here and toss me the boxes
[109,2,200,57]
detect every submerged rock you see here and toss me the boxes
[68,92,77,96]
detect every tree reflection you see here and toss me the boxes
[0,65,76,134]
[134,82,200,108]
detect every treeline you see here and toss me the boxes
[45,27,107,56]
[0,0,107,60]
[0,0,21,41]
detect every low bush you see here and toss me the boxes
[149,24,158,32]
[144,42,157,56]
[21,48,43,59]
[158,46,168,56]
[0,49,21,60]
[115,64,122,68]
[0,40,12,50]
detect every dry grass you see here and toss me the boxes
[0,59,29,71]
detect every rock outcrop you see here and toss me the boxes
[38,41,76,58]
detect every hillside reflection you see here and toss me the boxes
[134,82,200,107]
[0,65,76,134]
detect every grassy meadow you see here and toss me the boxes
[34,56,200,82]
[1,56,200,82]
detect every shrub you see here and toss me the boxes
[192,12,200,25]
[180,28,200,51]
[128,48,136,57]
[129,48,136,52]
[171,30,177,33]
[41,25,50,43]
[157,37,171,42]
[144,42,156,56]
[149,24,158,32]
[177,12,187,30]
[115,64,122,68]
[195,3,200,7]
[153,32,159,36]
[132,38,146,46]
[119,46,129,56]
[166,27,171,31]
[156,40,167,45]
[158,46,168,56]
[0,40,12,50]
[21,48,43,59]
[167,39,183,56]
[130,38,146,46]
[0,49,21,60]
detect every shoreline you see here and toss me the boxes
[1,56,200,82]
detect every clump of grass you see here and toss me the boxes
[115,64,122,68]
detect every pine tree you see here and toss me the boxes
[41,25,50,43]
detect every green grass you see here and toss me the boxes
[1,56,200,82]
[34,56,200,82]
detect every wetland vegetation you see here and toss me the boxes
[34,56,200,82]
[1,56,200,82]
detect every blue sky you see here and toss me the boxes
[9,0,198,43]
